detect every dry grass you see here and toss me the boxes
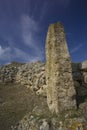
[0,83,87,130]
[0,83,49,130]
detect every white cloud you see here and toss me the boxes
[0,44,43,63]
[0,45,11,55]
[0,45,11,61]
[21,15,38,47]
[13,47,42,62]
[0,15,44,64]
[20,14,44,61]
[70,44,83,54]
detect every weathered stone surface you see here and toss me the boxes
[0,61,87,101]
[40,119,49,130]
[72,62,87,107]
[16,62,46,96]
[36,85,47,97]
[80,60,87,70]
[45,22,76,113]
[13,114,87,130]
[0,62,22,83]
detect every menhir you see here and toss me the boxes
[46,22,76,113]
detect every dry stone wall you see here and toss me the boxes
[0,62,22,83]
[0,61,87,106]
[72,61,87,107]
[0,62,47,96]
[16,62,46,93]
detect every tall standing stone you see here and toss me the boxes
[46,22,76,113]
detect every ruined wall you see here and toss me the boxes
[0,62,22,83]
[0,62,47,97]
[16,62,46,92]
[0,61,87,109]
[72,61,87,107]
[46,22,76,113]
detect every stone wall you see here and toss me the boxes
[0,61,87,106]
[72,61,87,108]
[16,62,46,93]
[0,62,23,83]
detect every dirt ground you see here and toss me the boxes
[0,83,49,130]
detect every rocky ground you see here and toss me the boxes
[0,82,87,130]
[0,61,87,130]
[0,83,49,130]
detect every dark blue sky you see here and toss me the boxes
[0,0,87,65]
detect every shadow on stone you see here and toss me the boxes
[72,62,87,109]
